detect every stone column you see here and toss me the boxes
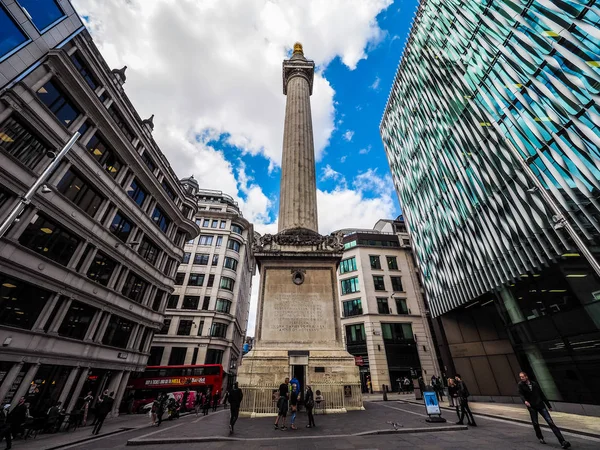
[84,310,103,342]
[278,45,318,233]
[94,312,111,343]
[0,362,24,402]
[31,293,61,332]
[67,368,90,413]
[106,371,123,399]
[112,371,131,417]
[48,298,73,334]
[57,367,80,405]
[10,363,41,411]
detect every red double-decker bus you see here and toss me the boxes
[126,364,224,413]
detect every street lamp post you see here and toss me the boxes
[0,132,80,239]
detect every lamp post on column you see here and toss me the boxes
[0,132,80,239]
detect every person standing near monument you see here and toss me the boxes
[289,383,299,430]
[305,385,316,428]
[274,377,289,430]
[518,371,570,448]
[228,383,243,434]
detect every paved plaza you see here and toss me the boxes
[8,400,599,450]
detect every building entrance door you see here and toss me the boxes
[291,365,305,402]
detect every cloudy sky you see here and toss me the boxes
[72,0,419,333]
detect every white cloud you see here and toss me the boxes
[340,155,348,163]
[359,145,372,155]
[343,130,355,142]
[370,76,381,90]
[320,164,345,183]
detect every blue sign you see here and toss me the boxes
[423,391,441,415]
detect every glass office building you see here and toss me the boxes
[381,0,600,405]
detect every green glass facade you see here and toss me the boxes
[381,0,600,404]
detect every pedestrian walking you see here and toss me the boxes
[194,391,202,416]
[126,391,135,414]
[181,389,190,413]
[212,390,220,412]
[305,385,316,428]
[454,374,476,427]
[228,383,243,434]
[82,391,94,426]
[447,378,458,411]
[91,390,109,426]
[202,392,210,416]
[289,383,299,430]
[518,371,570,448]
[274,377,289,430]
[0,404,12,450]
[432,375,444,402]
[156,393,167,426]
[7,397,27,439]
[403,377,411,393]
[92,391,114,435]
[150,397,158,426]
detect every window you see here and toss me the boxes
[86,251,117,286]
[0,5,27,59]
[202,296,210,310]
[163,258,177,277]
[121,271,148,303]
[168,347,187,365]
[220,221,227,229]
[370,255,381,270]
[109,211,133,242]
[0,117,51,169]
[209,207,221,212]
[102,316,134,349]
[167,295,178,309]
[223,257,238,272]
[77,120,91,136]
[37,80,80,127]
[231,224,243,234]
[57,168,104,217]
[215,298,232,314]
[193,253,209,265]
[156,318,171,335]
[141,151,156,173]
[199,235,213,246]
[373,276,386,291]
[345,324,366,344]
[107,104,134,142]
[0,273,53,330]
[340,257,357,274]
[58,301,97,340]
[212,254,219,266]
[340,277,359,295]
[174,273,185,285]
[152,206,170,233]
[391,276,404,292]
[220,276,234,291]
[202,219,210,227]
[177,320,193,336]
[148,347,164,366]
[227,239,241,252]
[70,51,98,91]
[188,273,204,287]
[377,297,390,314]
[181,295,200,310]
[211,220,218,228]
[395,298,409,315]
[161,179,176,201]
[18,213,80,266]
[207,274,215,287]
[382,323,414,342]
[138,237,160,265]
[205,349,224,365]
[152,290,164,311]
[197,320,204,336]
[344,240,357,250]
[127,179,148,207]
[0,187,10,211]
[216,236,223,247]
[210,322,227,338]
[182,252,191,264]
[387,256,398,270]
[342,298,362,317]
[18,0,64,30]
[85,134,122,177]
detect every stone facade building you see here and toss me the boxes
[150,188,254,389]
[335,217,440,393]
[0,0,199,415]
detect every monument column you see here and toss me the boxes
[278,43,318,233]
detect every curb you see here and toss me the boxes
[398,399,600,439]
[126,425,468,445]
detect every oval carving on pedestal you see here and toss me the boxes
[292,271,305,285]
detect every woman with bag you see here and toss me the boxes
[305,385,315,428]
[289,383,299,430]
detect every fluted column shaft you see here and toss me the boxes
[278,73,318,233]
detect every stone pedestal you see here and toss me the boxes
[237,229,362,414]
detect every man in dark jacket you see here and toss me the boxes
[455,374,476,427]
[92,391,114,435]
[0,404,12,450]
[518,372,570,448]
[228,383,244,434]
[7,397,27,439]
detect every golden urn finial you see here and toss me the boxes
[293,42,303,55]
